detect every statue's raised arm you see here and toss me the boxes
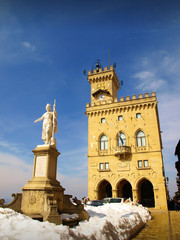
[34,116,43,123]
[34,102,58,147]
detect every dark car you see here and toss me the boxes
[86,200,105,207]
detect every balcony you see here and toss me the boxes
[114,146,131,159]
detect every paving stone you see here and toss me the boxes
[132,210,171,240]
[169,211,180,240]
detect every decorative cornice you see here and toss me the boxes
[86,92,157,117]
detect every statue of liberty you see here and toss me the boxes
[34,100,58,146]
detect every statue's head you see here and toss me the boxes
[46,104,51,112]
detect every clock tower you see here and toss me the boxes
[88,63,120,104]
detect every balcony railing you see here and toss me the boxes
[114,146,131,159]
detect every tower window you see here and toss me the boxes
[138,160,143,168]
[118,115,123,121]
[144,160,149,167]
[118,132,126,146]
[100,135,108,150]
[105,162,109,170]
[99,163,104,170]
[136,113,141,119]
[99,162,109,171]
[138,160,149,168]
[101,118,106,123]
[136,131,146,146]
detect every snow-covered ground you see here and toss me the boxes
[0,203,151,240]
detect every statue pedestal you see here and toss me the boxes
[24,145,61,189]
[21,145,64,224]
[2,144,89,226]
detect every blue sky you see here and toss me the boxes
[0,0,180,201]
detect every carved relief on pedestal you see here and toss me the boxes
[29,196,36,204]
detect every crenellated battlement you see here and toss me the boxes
[86,92,156,109]
[119,92,156,102]
[88,65,114,75]
[87,65,120,91]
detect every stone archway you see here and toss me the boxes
[98,180,112,200]
[117,180,133,200]
[138,179,155,207]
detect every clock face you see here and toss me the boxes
[98,94,105,100]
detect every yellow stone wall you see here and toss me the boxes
[86,66,167,209]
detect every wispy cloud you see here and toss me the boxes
[133,71,166,91]
[0,152,32,201]
[159,94,180,144]
[0,139,21,153]
[0,152,32,170]
[132,49,180,197]
[133,50,180,92]
[0,9,42,65]
[58,146,88,178]
[62,147,87,157]
[58,173,88,199]
[0,30,40,64]
[22,41,36,52]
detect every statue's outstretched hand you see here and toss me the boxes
[34,117,43,123]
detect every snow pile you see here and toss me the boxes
[75,203,151,239]
[0,203,151,240]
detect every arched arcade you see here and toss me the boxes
[116,179,133,200]
[137,178,155,207]
[97,179,112,200]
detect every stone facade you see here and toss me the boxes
[86,65,167,209]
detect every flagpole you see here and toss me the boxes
[52,99,56,138]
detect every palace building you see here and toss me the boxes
[85,63,167,209]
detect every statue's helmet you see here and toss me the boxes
[46,104,51,111]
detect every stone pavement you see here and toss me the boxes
[169,211,180,240]
[132,209,180,240]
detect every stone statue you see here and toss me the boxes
[34,101,58,145]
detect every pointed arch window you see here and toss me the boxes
[118,132,126,146]
[100,135,108,150]
[136,131,146,146]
